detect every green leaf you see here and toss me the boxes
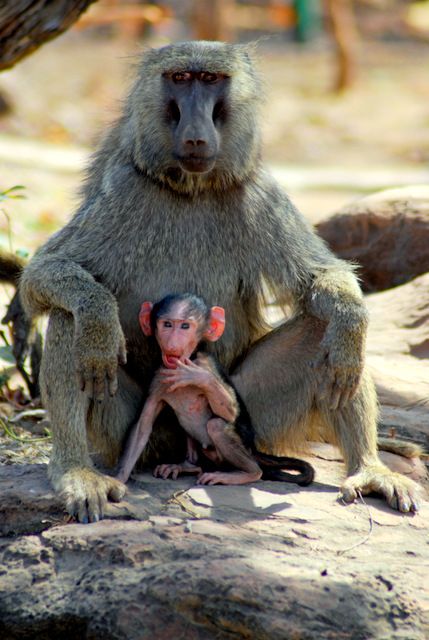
[0,185,26,201]
[0,345,16,364]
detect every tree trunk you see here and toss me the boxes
[324,0,359,91]
[191,0,236,42]
[0,1,97,71]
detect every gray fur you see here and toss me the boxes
[20,41,422,521]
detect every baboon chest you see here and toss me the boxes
[165,388,212,446]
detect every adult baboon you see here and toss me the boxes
[21,41,421,522]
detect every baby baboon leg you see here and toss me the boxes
[322,371,422,513]
[231,315,324,454]
[199,418,262,485]
[42,310,139,522]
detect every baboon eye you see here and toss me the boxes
[181,322,190,329]
[163,320,172,328]
[172,72,192,83]
[200,72,219,84]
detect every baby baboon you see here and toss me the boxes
[21,41,421,522]
[116,293,315,486]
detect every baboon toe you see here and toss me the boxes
[108,479,127,502]
[59,468,126,523]
[340,466,423,513]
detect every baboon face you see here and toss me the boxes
[163,70,230,174]
[127,41,262,191]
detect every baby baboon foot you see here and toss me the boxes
[340,465,422,513]
[197,471,261,485]
[154,464,182,480]
[58,468,126,523]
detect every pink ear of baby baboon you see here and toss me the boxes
[204,306,225,342]
[139,301,153,336]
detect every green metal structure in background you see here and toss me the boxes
[294,0,322,41]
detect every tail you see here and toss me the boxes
[377,437,425,459]
[254,451,315,486]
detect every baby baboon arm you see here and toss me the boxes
[161,356,238,423]
[116,397,164,483]
[21,255,126,400]
[203,374,238,423]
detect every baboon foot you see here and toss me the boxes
[55,467,126,523]
[340,464,423,513]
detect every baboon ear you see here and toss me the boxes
[204,306,225,342]
[139,301,153,336]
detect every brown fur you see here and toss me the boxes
[20,41,422,521]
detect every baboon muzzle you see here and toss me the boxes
[173,83,221,174]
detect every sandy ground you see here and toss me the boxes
[0,32,428,255]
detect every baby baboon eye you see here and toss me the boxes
[172,71,192,83]
[200,72,219,84]
[181,322,190,329]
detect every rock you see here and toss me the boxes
[366,273,429,447]
[316,186,429,292]
[2,218,429,638]
[0,453,428,640]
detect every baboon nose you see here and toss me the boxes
[185,138,206,147]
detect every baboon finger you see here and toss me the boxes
[329,386,342,411]
[86,491,104,522]
[338,483,358,504]
[338,388,354,410]
[107,365,118,397]
[317,373,334,402]
[93,373,106,402]
[118,339,127,365]
[108,480,126,502]
[76,369,86,392]
[77,499,90,524]
[410,498,420,513]
[83,372,94,399]
[386,488,399,511]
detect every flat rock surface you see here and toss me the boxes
[1,272,429,639]
[0,445,428,640]
[366,273,429,447]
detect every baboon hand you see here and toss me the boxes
[59,468,126,523]
[74,312,127,400]
[311,333,363,410]
[339,464,423,513]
